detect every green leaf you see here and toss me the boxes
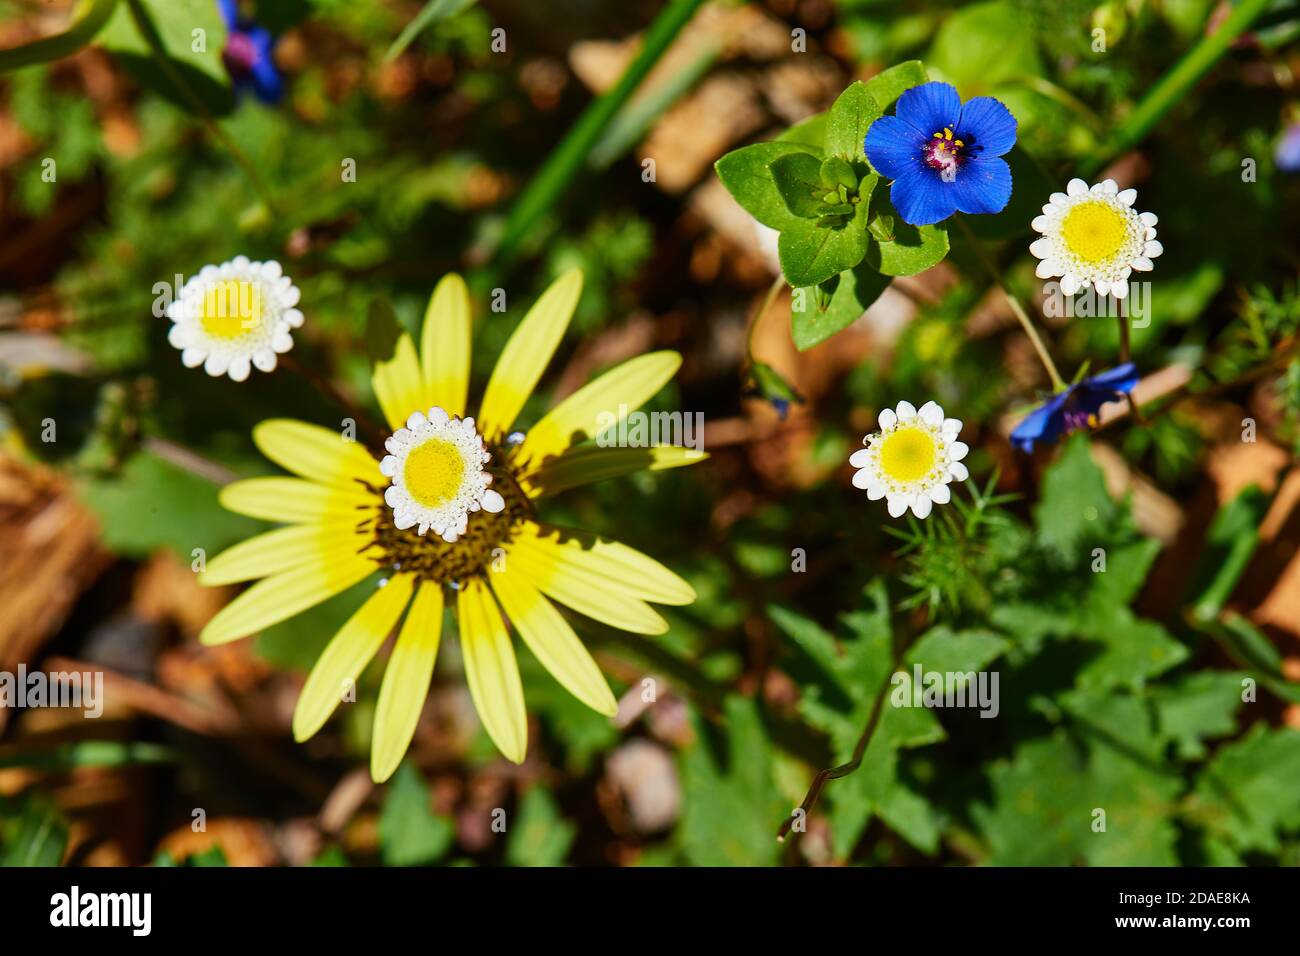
[1033,434,1117,559]
[1151,672,1245,760]
[1191,725,1300,854]
[505,787,576,867]
[679,695,786,866]
[824,80,881,164]
[100,0,233,116]
[0,0,119,72]
[928,1,1044,94]
[769,152,826,219]
[77,451,265,560]
[862,60,928,112]
[379,762,455,866]
[1187,486,1270,623]
[777,175,875,287]
[715,141,821,231]
[0,794,68,867]
[865,192,950,276]
[791,263,891,350]
[777,112,828,147]
[385,0,479,62]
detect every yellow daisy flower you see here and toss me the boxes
[197,270,704,781]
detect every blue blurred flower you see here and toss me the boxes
[1010,363,1138,453]
[218,0,283,104]
[864,81,1016,227]
[1276,122,1300,173]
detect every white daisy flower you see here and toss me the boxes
[849,400,969,519]
[381,407,505,542]
[166,256,303,381]
[1029,178,1162,301]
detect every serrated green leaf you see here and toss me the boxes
[1191,725,1300,853]
[505,787,575,867]
[1033,434,1118,559]
[379,762,455,866]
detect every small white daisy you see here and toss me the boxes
[381,407,505,542]
[1029,178,1162,300]
[849,400,968,519]
[166,256,303,381]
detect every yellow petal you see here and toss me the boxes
[521,444,706,498]
[372,333,424,430]
[253,419,382,486]
[200,552,379,645]
[293,575,414,743]
[371,582,444,783]
[477,269,582,440]
[219,477,374,523]
[457,578,527,763]
[512,522,695,605]
[504,543,668,635]
[490,568,617,717]
[420,273,472,417]
[517,351,681,469]
[200,522,368,585]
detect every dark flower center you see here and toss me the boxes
[922,127,979,179]
[354,444,534,583]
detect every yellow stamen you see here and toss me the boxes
[1059,201,1129,264]
[878,426,937,484]
[403,438,467,508]
[200,280,263,340]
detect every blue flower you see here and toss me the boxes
[1010,363,1138,453]
[218,0,283,104]
[864,81,1016,227]
[1275,122,1300,174]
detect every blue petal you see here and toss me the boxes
[890,166,957,226]
[951,155,1011,215]
[957,96,1017,157]
[250,57,284,103]
[1085,362,1138,393]
[217,0,239,29]
[1010,393,1069,453]
[894,81,962,137]
[864,115,924,180]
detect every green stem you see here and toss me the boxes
[1084,0,1272,175]
[955,215,1066,392]
[0,0,119,72]
[475,0,706,269]
[124,0,279,215]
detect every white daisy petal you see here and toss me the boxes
[166,256,302,382]
[382,406,496,544]
[1028,179,1160,298]
[1131,256,1154,272]
[949,462,969,481]
[1110,280,1129,299]
[851,399,969,520]
[878,408,897,431]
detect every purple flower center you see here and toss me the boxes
[922,127,979,180]
[223,32,260,73]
